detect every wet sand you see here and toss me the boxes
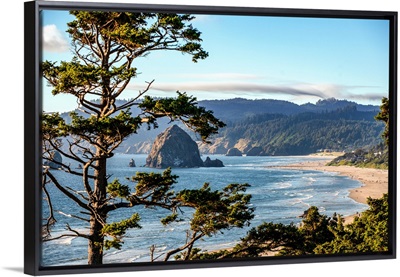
[277,159,388,205]
[276,158,388,224]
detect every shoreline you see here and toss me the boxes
[273,156,388,223]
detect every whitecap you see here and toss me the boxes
[290,198,311,208]
[55,236,76,245]
[57,211,72,218]
[129,255,141,262]
[276,182,292,189]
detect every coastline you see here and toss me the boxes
[273,155,388,223]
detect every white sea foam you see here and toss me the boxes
[290,194,313,207]
[52,236,76,245]
[57,211,72,218]
[276,182,292,189]
[303,176,317,186]
[163,227,175,232]
[129,255,142,262]
[290,199,311,208]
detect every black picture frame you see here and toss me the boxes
[24,0,397,275]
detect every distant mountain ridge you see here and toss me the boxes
[198,98,379,122]
[57,97,382,156]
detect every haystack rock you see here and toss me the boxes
[146,125,204,168]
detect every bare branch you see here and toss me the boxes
[43,234,80,242]
[59,212,91,223]
[43,224,90,242]
[66,186,90,201]
[47,139,85,164]
[42,174,56,239]
[163,231,204,261]
[45,169,90,212]
[115,80,155,112]
[105,196,176,213]
[78,96,101,116]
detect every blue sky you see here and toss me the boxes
[41,10,389,112]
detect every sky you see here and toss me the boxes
[41,9,390,112]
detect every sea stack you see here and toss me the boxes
[146,125,204,168]
[203,156,224,167]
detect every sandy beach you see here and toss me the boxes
[277,157,388,204]
[276,156,388,223]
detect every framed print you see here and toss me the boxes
[24,0,397,275]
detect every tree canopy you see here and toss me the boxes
[41,11,230,265]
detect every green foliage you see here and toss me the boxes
[41,10,228,265]
[328,97,390,169]
[102,214,142,250]
[296,206,336,254]
[175,183,254,235]
[42,113,70,138]
[129,167,177,204]
[41,59,105,96]
[375,97,389,146]
[315,194,389,254]
[167,182,254,261]
[107,179,131,199]
[328,144,388,169]
[67,12,208,63]
[191,194,388,259]
[161,214,179,226]
[67,111,143,147]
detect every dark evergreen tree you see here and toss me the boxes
[375,97,389,146]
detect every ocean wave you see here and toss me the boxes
[302,195,313,200]
[290,195,313,207]
[276,182,292,189]
[129,255,142,262]
[302,176,317,185]
[57,211,72,218]
[50,236,76,245]
[163,227,175,232]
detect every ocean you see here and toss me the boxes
[41,154,368,266]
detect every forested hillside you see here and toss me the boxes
[58,98,383,156]
[200,106,384,155]
[199,97,379,122]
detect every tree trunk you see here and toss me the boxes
[87,150,108,265]
[88,216,104,265]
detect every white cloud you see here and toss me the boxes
[42,24,69,53]
[128,81,385,103]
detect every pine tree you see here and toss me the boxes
[41,11,246,265]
